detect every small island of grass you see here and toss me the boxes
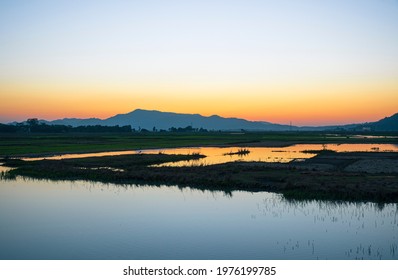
[2,149,398,203]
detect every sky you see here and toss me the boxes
[0,0,397,126]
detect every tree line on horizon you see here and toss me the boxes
[1,114,397,133]
[0,118,209,134]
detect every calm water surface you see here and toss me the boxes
[0,177,397,260]
[20,143,398,166]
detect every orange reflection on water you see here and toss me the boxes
[324,143,398,152]
[0,165,14,172]
[152,144,398,167]
[149,146,315,167]
[22,150,138,161]
[19,143,398,166]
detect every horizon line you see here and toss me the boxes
[1,108,396,128]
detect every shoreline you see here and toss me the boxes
[0,141,311,158]
[3,140,398,159]
[2,151,398,203]
[1,131,397,158]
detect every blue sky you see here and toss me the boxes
[1,0,397,124]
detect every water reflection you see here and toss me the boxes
[151,144,398,167]
[18,143,398,167]
[0,177,397,259]
[268,199,398,259]
[0,164,14,173]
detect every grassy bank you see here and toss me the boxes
[2,151,398,203]
[1,131,397,157]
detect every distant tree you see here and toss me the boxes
[27,118,39,126]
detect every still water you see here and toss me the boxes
[21,144,398,166]
[0,177,397,260]
[151,144,398,166]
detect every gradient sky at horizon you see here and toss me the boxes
[1,0,397,125]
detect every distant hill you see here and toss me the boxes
[101,109,293,131]
[7,109,398,132]
[45,118,103,127]
[354,113,398,132]
[44,109,294,131]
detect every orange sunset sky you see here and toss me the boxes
[1,1,397,126]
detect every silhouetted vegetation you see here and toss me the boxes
[2,151,398,203]
[223,148,250,156]
[0,130,397,157]
[168,125,208,133]
[0,120,132,133]
[0,123,18,133]
[0,120,213,134]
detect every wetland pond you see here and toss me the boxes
[20,143,398,166]
[1,143,398,259]
[0,177,397,260]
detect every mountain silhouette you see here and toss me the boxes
[355,113,398,132]
[32,109,398,131]
[44,109,293,131]
[49,117,102,127]
[102,109,292,131]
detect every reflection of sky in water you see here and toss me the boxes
[0,165,13,172]
[152,144,398,166]
[19,144,398,167]
[0,178,397,260]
